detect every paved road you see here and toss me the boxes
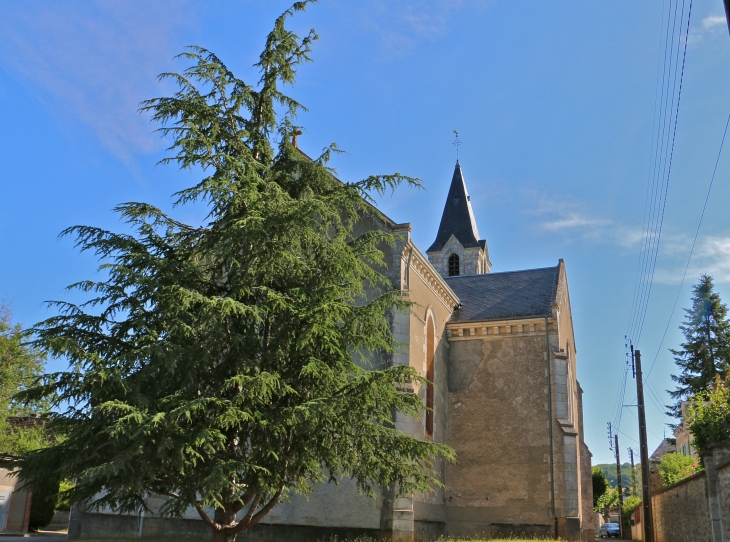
[0,535,66,541]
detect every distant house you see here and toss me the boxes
[0,415,45,533]
[649,438,677,463]
[0,468,32,533]
[674,401,697,458]
[648,438,677,493]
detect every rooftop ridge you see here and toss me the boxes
[443,264,559,279]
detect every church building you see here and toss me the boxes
[68,161,594,541]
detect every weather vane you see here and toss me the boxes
[453,130,462,161]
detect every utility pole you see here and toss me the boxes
[724,0,730,36]
[635,349,654,542]
[629,448,637,497]
[615,434,624,540]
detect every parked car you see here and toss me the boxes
[599,522,620,538]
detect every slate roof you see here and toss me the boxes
[444,264,560,322]
[427,161,484,252]
[649,439,677,463]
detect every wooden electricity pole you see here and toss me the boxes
[615,434,624,540]
[635,349,654,542]
[629,447,637,496]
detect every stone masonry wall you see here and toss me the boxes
[427,235,487,278]
[718,461,730,541]
[636,443,730,542]
[445,330,554,538]
[652,472,712,542]
[577,385,595,542]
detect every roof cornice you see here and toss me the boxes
[405,241,460,310]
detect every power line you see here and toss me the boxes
[646,381,673,423]
[647,380,668,411]
[634,0,693,344]
[617,428,640,446]
[628,0,687,343]
[624,405,664,441]
[625,110,730,443]
[617,0,693,438]
[645,112,730,379]
[631,0,693,345]
[625,377,674,426]
[627,0,676,340]
[613,362,630,430]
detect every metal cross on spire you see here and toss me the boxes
[453,130,462,161]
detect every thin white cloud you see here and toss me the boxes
[687,236,730,283]
[653,236,730,284]
[702,15,727,29]
[542,213,610,231]
[527,192,644,249]
[349,0,491,57]
[689,14,728,44]
[0,1,192,166]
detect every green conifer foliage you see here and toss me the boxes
[669,274,730,418]
[6,4,454,541]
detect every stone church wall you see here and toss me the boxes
[403,244,458,538]
[444,325,555,538]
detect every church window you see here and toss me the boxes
[448,254,460,276]
[426,316,435,438]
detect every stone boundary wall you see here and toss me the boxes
[717,457,730,541]
[47,509,70,530]
[630,442,730,542]
[652,472,712,542]
[68,510,383,541]
[705,443,730,542]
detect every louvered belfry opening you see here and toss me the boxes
[448,254,460,276]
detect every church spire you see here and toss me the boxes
[427,161,481,253]
[426,161,490,277]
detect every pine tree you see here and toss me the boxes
[669,274,730,418]
[4,3,453,541]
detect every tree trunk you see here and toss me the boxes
[212,530,237,542]
[211,507,237,542]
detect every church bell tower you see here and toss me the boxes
[426,161,491,278]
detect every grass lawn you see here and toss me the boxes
[81,538,562,542]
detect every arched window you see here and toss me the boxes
[426,316,435,438]
[448,253,460,276]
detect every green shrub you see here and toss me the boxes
[56,480,74,511]
[28,475,60,531]
[687,376,730,454]
[658,452,702,486]
[592,466,608,508]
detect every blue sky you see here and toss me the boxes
[1,0,730,465]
